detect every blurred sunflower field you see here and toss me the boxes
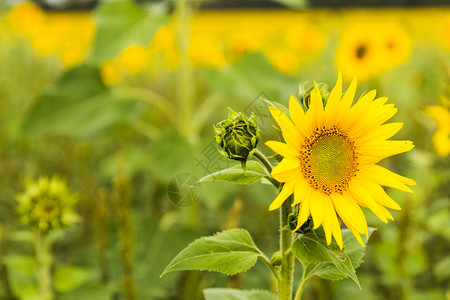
[0,0,449,299]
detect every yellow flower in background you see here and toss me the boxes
[438,16,450,51]
[380,23,411,67]
[424,98,450,157]
[100,60,122,86]
[4,3,94,68]
[336,25,385,81]
[16,176,79,232]
[4,1,46,37]
[118,44,150,75]
[188,33,227,68]
[266,74,415,248]
[336,22,411,81]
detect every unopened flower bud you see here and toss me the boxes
[299,82,329,111]
[213,108,262,165]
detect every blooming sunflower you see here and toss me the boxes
[266,74,415,248]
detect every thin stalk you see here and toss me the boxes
[174,0,194,140]
[35,231,52,300]
[258,254,280,282]
[253,149,274,174]
[294,268,307,300]
[279,197,294,300]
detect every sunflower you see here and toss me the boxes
[424,97,450,157]
[266,74,415,248]
[336,26,385,81]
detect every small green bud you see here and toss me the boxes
[271,251,282,267]
[15,176,79,232]
[299,82,330,112]
[214,107,262,163]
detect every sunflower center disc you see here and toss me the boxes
[300,127,358,195]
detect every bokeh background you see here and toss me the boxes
[0,0,449,299]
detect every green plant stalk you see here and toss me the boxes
[253,150,293,299]
[294,266,309,300]
[279,197,294,300]
[35,231,52,300]
[114,155,137,300]
[175,0,194,141]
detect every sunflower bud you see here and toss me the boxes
[299,82,329,111]
[16,176,79,232]
[213,108,262,169]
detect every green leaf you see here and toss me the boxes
[292,228,361,288]
[161,229,262,277]
[204,288,276,300]
[310,228,376,281]
[259,97,290,117]
[198,161,268,185]
[22,65,138,138]
[92,0,168,62]
[54,266,93,293]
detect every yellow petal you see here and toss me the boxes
[309,191,325,229]
[358,164,415,193]
[269,107,301,149]
[272,157,300,175]
[289,95,310,138]
[292,178,308,206]
[306,83,324,130]
[357,140,415,159]
[269,181,295,211]
[346,223,365,247]
[356,123,403,145]
[295,197,311,231]
[348,180,389,223]
[324,72,343,127]
[340,90,377,132]
[265,141,299,158]
[331,192,367,235]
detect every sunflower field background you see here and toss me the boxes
[0,0,449,299]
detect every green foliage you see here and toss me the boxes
[198,161,269,185]
[91,0,168,63]
[161,229,263,277]
[3,255,38,299]
[292,228,375,288]
[204,288,277,300]
[22,65,139,138]
[54,266,93,293]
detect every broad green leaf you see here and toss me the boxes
[294,228,375,284]
[54,266,93,293]
[92,0,168,62]
[292,228,361,288]
[4,255,38,299]
[198,161,268,185]
[204,288,276,300]
[310,228,375,281]
[22,65,139,138]
[161,229,262,277]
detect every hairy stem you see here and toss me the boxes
[279,196,294,300]
[259,254,280,282]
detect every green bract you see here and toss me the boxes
[15,176,79,232]
[213,108,261,163]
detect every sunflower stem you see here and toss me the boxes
[253,149,274,174]
[279,196,294,300]
[35,231,52,300]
